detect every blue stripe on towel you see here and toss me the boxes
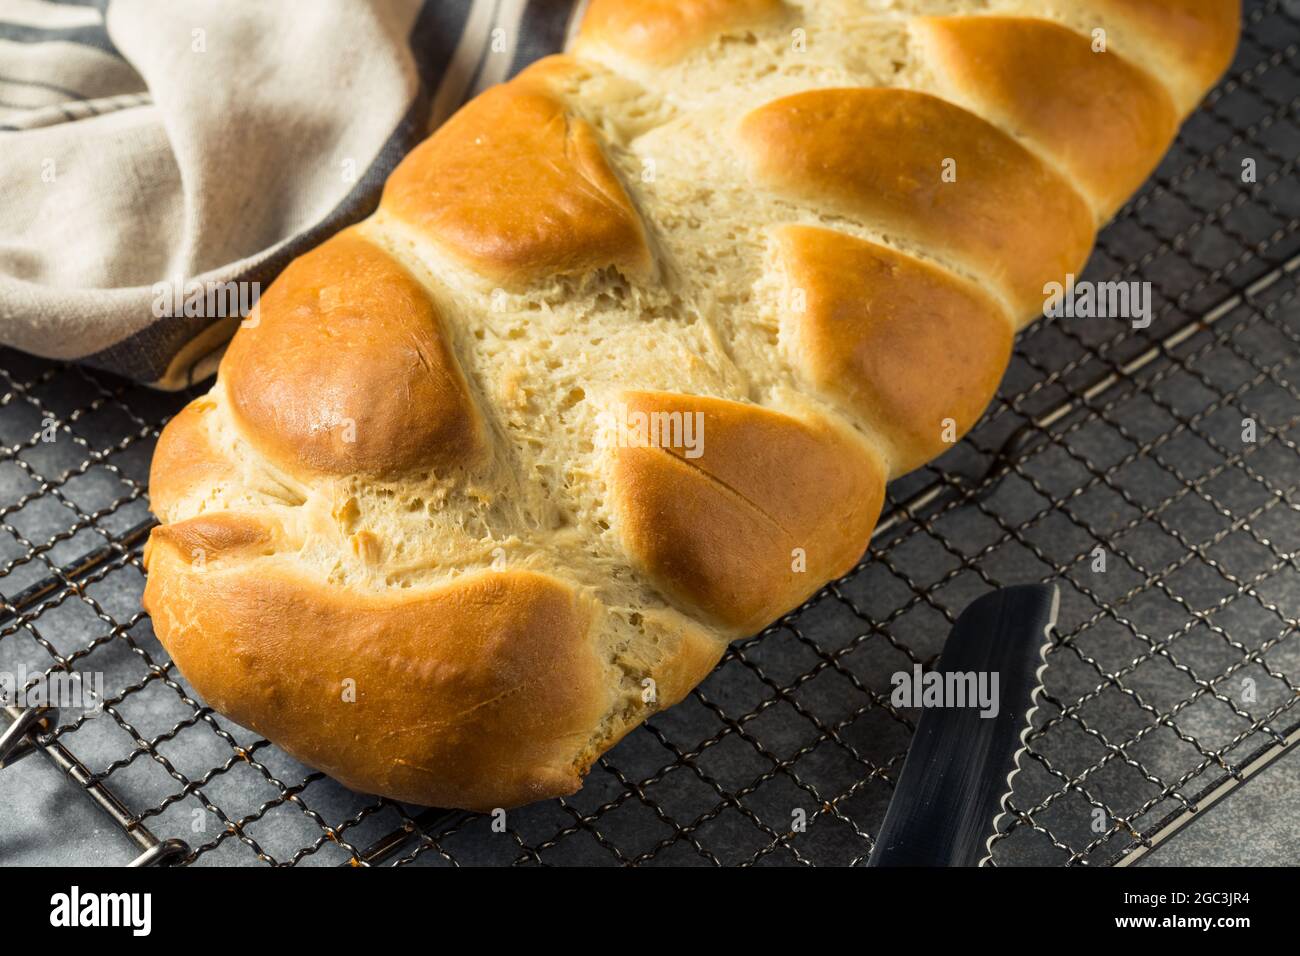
[0,21,120,59]
[510,0,578,77]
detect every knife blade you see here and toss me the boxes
[867,583,1059,867]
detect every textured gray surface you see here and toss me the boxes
[1,0,1298,866]
[1139,746,1299,866]
[1,746,139,866]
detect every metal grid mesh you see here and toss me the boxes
[1,0,1297,867]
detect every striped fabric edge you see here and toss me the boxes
[0,6,120,59]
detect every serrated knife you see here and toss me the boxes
[867,583,1059,867]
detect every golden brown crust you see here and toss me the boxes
[773,225,1013,477]
[575,0,787,65]
[914,16,1178,218]
[737,87,1097,321]
[220,229,484,481]
[145,528,611,811]
[380,59,652,288]
[606,391,885,634]
[148,397,233,522]
[147,512,274,568]
[1084,0,1240,113]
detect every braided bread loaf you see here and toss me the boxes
[143,0,1240,810]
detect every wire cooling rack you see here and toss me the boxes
[1,0,1298,867]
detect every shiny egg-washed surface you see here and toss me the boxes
[144,1,1240,809]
